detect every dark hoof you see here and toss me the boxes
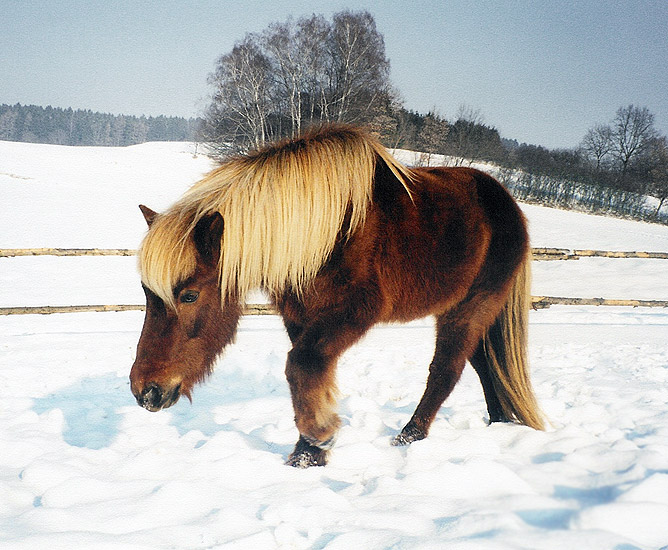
[489,411,512,424]
[286,436,329,468]
[391,423,427,446]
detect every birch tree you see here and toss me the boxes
[328,10,390,123]
[205,36,273,152]
[263,15,330,136]
[201,10,393,152]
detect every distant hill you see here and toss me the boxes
[0,103,200,146]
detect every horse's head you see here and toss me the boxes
[130,205,242,411]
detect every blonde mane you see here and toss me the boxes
[139,124,414,308]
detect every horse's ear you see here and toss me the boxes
[193,212,224,265]
[139,205,158,227]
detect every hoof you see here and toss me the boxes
[489,412,512,424]
[391,423,427,446]
[286,436,329,468]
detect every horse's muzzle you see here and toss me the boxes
[134,382,181,412]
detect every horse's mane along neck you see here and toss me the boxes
[140,124,413,306]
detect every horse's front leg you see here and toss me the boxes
[282,301,377,467]
[284,322,343,468]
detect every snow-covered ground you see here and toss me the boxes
[2,141,668,549]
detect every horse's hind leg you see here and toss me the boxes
[392,313,482,446]
[469,341,508,423]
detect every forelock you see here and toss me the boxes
[138,211,198,309]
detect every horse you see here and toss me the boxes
[130,124,544,468]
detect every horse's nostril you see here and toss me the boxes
[140,383,163,411]
[135,381,181,411]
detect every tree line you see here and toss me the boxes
[493,105,668,222]
[383,106,667,224]
[200,9,666,223]
[0,103,198,146]
[198,10,508,166]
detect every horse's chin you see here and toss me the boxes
[141,396,180,412]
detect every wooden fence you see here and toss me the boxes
[3,297,667,316]
[530,248,668,260]
[4,247,668,260]
[1,248,667,314]
[0,248,137,257]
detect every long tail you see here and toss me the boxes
[482,252,545,429]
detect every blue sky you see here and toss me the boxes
[2,0,667,149]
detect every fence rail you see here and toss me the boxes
[2,297,667,316]
[2,248,668,260]
[530,296,668,309]
[530,248,668,260]
[0,303,278,316]
[0,303,276,316]
[0,248,136,257]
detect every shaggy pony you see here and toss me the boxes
[131,124,543,468]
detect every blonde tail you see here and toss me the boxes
[483,253,545,430]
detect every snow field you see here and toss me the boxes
[2,140,668,549]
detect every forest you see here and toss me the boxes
[0,103,198,146]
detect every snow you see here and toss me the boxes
[2,140,668,549]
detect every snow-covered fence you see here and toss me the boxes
[530,296,668,309]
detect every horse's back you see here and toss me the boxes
[370,166,527,321]
[420,166,528,267]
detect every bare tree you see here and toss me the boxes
[447,105,484,166]
[327,10,391,123]
[202,11,393,153]
[263,15,330,136]
[580,123,613,171]
[262,21,300,135]
[647,137,668,218]
[365,91,412,147]
[416,112,449,165]
[204,35,273,152]
[445,105,503,165]
[611,104,659,178]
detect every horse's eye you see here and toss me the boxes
[180,290,199,303]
